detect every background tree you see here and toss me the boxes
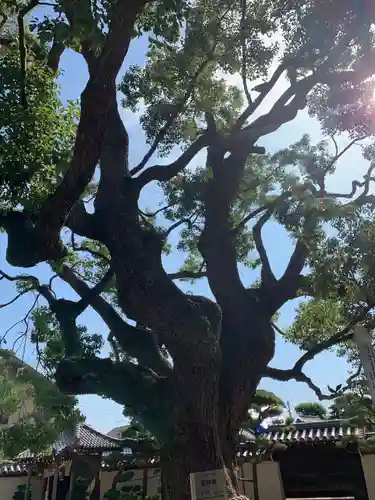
[2,1,375,499]
[241,390,285,437]
[328,378,375,429]
[12,484,31,500]
[0,350,82,458]
[294,402,327,419]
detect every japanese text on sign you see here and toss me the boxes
[190,469,228,500]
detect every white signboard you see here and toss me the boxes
[190,469,228,500]
[354,326,375,405]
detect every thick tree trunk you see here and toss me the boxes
[162,433,243,500]
[162,440,221,500]
[161,347,227,500]
[160,322,274,500]
[162,360,252,500]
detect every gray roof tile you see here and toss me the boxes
[261,419,362,443]
[72,424,124,451]
[14,424,125,462]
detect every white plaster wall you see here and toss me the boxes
[100,469,160,499]
[361,454,375,500]
[257,461,285,500]
[0,476,43,500]
[242,461,285,500]
[100,465,284,500]
[0,462,284,500]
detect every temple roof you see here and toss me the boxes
[2,419,366,476]
[260,418,362,443]
[55,423,125,452]
[0,463,30,477]
[14,423,128,463]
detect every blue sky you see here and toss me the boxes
[0,30,371,433]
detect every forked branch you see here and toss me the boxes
[135,133,212,188]
[130,3,236,176]
[59,265,171,375]
[265,365,361,401]
[233,63,285,132]
[253,211,276,284]
[265,302,375,399]
[324,164,375,202]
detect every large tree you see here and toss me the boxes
[2,0,375,499]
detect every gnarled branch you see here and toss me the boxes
[75,268,114,313]
[0,270,55,305]
[231,31,354,148]
[139,202,177,218]
[232,205,268,235]
[55,356,168,406]
[0,291,30,309]
[164,217,195,238]
[265,301,375,400]
[135,133,212,189]
[265,363,363,401]
[46,36,65,73]
[324,164,375,202]
[233,63,285,132]
[264,367,328,400]
[59,265,172,375]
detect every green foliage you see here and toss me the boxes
[120,0,278,153]
[284,298,347,351]
[71,477,90,500]
[0,350,83,458]
[241,390,285,434]
[121,419,160,452]
[30,306,104,375]
[295,402,327,419]
[104,470,159,500]
[12,484,31,500]
[284,204,375,368]
[329,380,375,428]
[0,39,78,210]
